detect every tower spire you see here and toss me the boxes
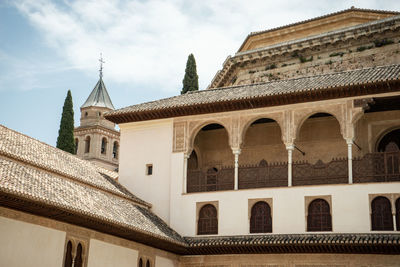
[99,53,105,79]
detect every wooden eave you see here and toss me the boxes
[105,79,400,124]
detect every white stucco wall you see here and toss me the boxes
[155,256,177,267]
[170,177,400,236]
[87,239,138,267]
[0,215,66,267]
[118,117,400,237]
[119,119,173,223]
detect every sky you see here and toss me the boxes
[0,0,399,146]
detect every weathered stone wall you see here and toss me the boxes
[231,36,400,87]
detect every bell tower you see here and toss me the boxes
[74,55,120,171]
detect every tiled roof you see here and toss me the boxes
[0,125,142,204]
[185,234,400,254]
[186,233,400,246]
[106,64,400,122]
[81,77,115,110]
[0,125,186,247]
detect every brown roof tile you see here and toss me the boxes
[106,64,400,122]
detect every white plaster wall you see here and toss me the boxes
[0,216,65,267]
[87,239,138,267]
[155,256,178,267]
[119,119,173,223]
[170,168,400,236]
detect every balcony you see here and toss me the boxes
[186,151,400,193]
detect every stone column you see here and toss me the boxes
[393,213,397,231]
[232,149,241,190]
[346,139,353,184]
[286,144,294,187]
[183,153,189,194]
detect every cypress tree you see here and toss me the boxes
[181,53,199,94]
[56,90,75,154]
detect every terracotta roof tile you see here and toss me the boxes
[106,64,400,118]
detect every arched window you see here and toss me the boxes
[74,243,83,267]
[74,138,79,155]
[138,258,143,267]
[250,201,272,233]
[371,196,393,230]
[198,204,218,235]
[101,137,107,154]
[64,241,73,267]
[85,136,90,153]
[113,141,119,159]
[396,198,400,231]
[146,260,150,267]
[307,199,332,232]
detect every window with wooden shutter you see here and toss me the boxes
[197,204,218,235]
[371,196,393,230]
[250,201,272,233]
[307,199,332,231]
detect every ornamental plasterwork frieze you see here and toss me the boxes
[172,97,380,154]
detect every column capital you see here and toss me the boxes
[345,138,354,145]
[285,144,294,150]
[232,148,241,155]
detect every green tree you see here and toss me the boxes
[181,53,199,94]
[56,90,75,154]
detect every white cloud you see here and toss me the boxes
[13,0,400,92]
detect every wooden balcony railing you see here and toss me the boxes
[187,167,234,193]
[292,158,348,186]
[238,160,287,189]
[353,151,400,183]
[186,152,400,193]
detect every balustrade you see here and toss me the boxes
[186,152,400,193]
[238,160,287,189]
[353,151,400,183]
[292,158,348,186]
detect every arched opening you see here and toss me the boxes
[240,118,287,189]
[307,199,332,232]
[187,123,233,193]
[371,196,393,231]
[74,243,83,267]
[250,201,272,233]
[377,129,400,152]
[64,241,73,267]
[113,141,119,159]
[138,258,143,267]
[197,204,218,235]
[293,113,347,186]
[74,138,79,155]
[146,260,150,267]
[188,150,198,170]
[85,136,91,153]
[101,137,107,155]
